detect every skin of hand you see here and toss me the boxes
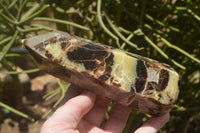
[40,91,170,133]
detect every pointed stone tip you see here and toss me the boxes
[22,39,27,46]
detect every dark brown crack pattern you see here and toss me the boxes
[135,60,147,93]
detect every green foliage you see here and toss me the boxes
[0,0,200,132]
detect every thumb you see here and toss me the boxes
[40,91,96,133]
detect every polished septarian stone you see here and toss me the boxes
[23,31,180,116]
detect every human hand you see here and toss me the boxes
[41,91,169,133]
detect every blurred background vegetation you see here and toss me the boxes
[0,0,199,132]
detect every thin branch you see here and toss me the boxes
[144,23,165,35]
[33,17,89,31]
[187,8,200,21]
[0,1,16,21]
[8,0,18,9]
[2,68,40,74]
[54,6,79,14]
[118,27,132,34]
[145,14,181,33]
[121,33,134,49]
[17,0,28,20]
[0,36,12,46]
[120,29,142,49]
[97,0,120,48]
[176,7,200,21]
[16,26,54,33]
[144,23,200,64]
[159,36,200,64]
[21,0,46,19]
[18,5,50,25]
[0,30,19,61]
[0,102,34,121]
[39,78,67,121]
[104,12,143,50]
[0,12,16,25]
[0,17,14,31]
[31,24,56,31]
[140,30,186,69]
[5,53,29,57]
